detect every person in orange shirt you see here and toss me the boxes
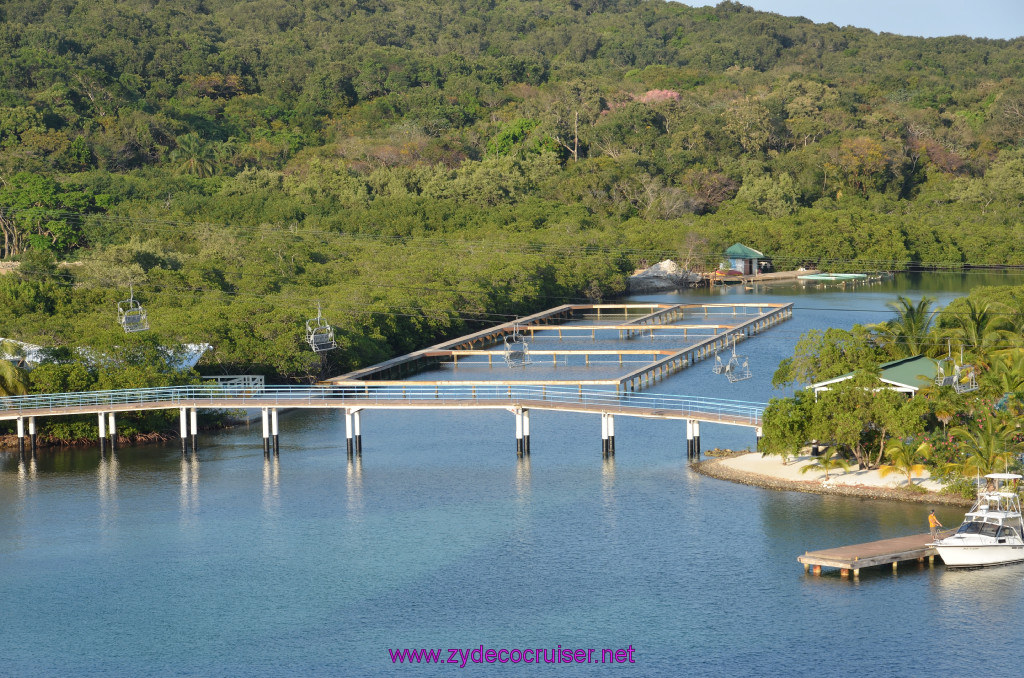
[928,509,943,540]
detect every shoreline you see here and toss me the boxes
[693,451,973,507]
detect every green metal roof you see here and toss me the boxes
[724,243,764,259]
[809,355,938,391]
[877,355,938,389]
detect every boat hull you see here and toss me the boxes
[934,543,1024,568]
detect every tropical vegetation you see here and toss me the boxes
[6,1,1024,445]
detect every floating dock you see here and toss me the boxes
[798,533,939,578]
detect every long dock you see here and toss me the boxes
[325,302,793,393]
[798,533,940,578]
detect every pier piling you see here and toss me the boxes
[108,412,117,451]
[179,407,188,455]
[190,408,198,453]
[99,412,107,455]
[515,408,524,457]
[261,407,270,457]
[17,416,25,456]
[271,408,279,456]
[28,416,36,455]
[353,409,362,455]
[522,409,530,455]
[345,409,354,457]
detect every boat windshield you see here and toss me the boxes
[956,521,1001,537]
[997,526,1020,539]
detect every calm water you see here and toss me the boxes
[3,272,1024,677]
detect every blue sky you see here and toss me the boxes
[687,1,1024,39]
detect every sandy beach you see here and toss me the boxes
[694,451,972,506]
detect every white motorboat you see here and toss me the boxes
[932,473,1024,568]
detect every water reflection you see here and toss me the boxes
[346,454,363,517]
[179,452,199,523]
[933,563,1024,615]
[601,455,617,529]
[97,452,119,529]
[515,454,531,502]
[262,455,280,515]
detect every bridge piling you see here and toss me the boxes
[515,408,524,457]
[607,414,615,456]
[694,420,701,458]
[98,412,107,455]
[179,407,188,455]
[108,412,117,451]
[28,416,36,455]
[601,413,609,456]
[16,416,25,455]
[353,410,362,454]
[686,420,694,458]
[270,408,279,456]
[190,408,198,453]
[345,409,354,456]
[755,426,762,451]
[522,409,530,455]
[261,407,270,457]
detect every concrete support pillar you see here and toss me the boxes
[190,408,198,453]
[522,409,530,456]
[755,426,763,452]
[515,408,524,457]
[261,407,270,457]
[694,420,701,458]
[98,412,107,454]
[345,409,354,457]
[16,416,25,455]
[606,413,615,456]
[270,409,278,456]
[352,409,362,454]
[601,412,609,456]
[179,407,188,454]
[108,412,117,451]
[28,416,36,455]
[686,420,694,459]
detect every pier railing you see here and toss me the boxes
[0,384,765,427]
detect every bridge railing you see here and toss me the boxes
[1,384,764,426]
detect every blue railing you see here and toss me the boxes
[1,384,764,426]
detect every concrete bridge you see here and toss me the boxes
[1,383,765,459]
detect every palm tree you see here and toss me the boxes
[879,440,931,486]
[170,133,216,178]
[935,409,955,438]
[874,295,936,358]
[943,299,1007,357]
[949,414,1017,477]
[0,339,29,397]
[799,448,851,480]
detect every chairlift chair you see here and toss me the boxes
[306,304,337,353]
[117,286,149,333]
[711,351,725,374]
[953,346,978,394]
[723,335,752,382]
[503,322,531,368]
[935,341,957,387]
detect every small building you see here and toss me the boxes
[808,355,939,397]
[724,243,771,275]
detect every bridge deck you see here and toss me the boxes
[1,385,764,428]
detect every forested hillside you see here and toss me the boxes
[3,0,1024,385]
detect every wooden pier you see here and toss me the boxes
[324,302,793,393]
[798,533,940,578]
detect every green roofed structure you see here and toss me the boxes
[724,243,770,275]
[808,355,939,396]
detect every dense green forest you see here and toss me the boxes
[4,0,1024,397]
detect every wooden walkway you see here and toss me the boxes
[798,532,941,578]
